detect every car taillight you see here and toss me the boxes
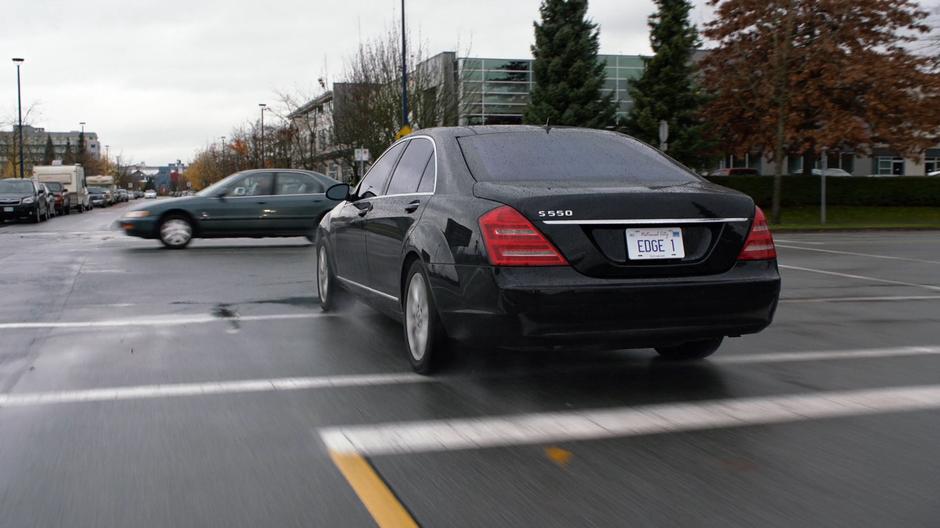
[479,205,568,266]
[737,206,777,260]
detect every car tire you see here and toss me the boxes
[159,214,193,249]
[32,207,41,223]
[655,337,723,361]
[402,260,449,375]
[317,244,346,311]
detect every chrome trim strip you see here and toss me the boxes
[542,218,750,225]
[336,276,399,302]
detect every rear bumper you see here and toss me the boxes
[429,260,780,348]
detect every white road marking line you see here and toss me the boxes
[712,345,940,365]
[320,384,940,456]
[0,312,327,330]
[779,264,940,292]
[777,244,940,265]
[774,239,825,245]
[0,345,938,409]
[780,295,940,303]
[0,372,431,408]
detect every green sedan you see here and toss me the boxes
[119,169,341,248]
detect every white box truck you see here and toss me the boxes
[34,164,90,212]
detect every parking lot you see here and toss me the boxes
[1,204,939,526]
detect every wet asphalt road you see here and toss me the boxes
[1,202,939,527]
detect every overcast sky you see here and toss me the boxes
[3,0,936,165]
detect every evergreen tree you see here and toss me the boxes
[524,0,615,128]
[43,135,55,165]
[63,139,75,165]
[624,0,710,169]
[77,131,87,165]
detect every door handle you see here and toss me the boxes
[256,201,267,205]
[404,200,421,213]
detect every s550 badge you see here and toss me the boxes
[538,210,574,218]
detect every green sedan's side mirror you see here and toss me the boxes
[326,183,351,201]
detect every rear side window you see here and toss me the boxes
[386,138,434,195]
[276,172,324,195]
[358,142,406,198]
[417,157,435,193]
[458,130,700,186]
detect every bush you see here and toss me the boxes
[706,176,940,207]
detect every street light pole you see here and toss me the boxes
[12,58,25,179]
[401,0,409,130]
[259,103,267,168]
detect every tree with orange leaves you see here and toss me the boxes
[702,0,940,222]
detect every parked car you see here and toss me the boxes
[927,170,940,177]
[811,168,852,177]
[43,181,72,215]
[39,183,57,218]
[117,189,129,202]
[708,167,759,177]
[144,190,157,199]
[88,187,109,208]
[0,178,51,223]
[119,169,341,248]
[314,126,781,373]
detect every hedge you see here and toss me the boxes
[706,176,940,207]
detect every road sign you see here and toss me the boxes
[354,148,371,162]
[395,124,413,141]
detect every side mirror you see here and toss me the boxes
[326,183,351,201]
[232,187,247,197]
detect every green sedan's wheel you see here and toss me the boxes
[159,215,193,249]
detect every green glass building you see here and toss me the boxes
[446,53,645,126]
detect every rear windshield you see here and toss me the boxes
[458,130,700,186]
[45,182,64,191]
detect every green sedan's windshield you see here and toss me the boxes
[196,172,244,197]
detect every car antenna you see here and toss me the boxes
[544,118,551,134]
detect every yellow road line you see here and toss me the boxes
[329,451,419,528]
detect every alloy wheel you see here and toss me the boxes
[318,246,330,303]
[405,273,430,362]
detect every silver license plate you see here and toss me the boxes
[626,228,685,260]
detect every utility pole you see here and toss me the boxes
[12,58,25,179]
[399,0,411,138]
[259,103,267,168]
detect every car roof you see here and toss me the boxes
[416,125,621,141]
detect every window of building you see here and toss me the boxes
[924,157,940,175]
[877,157,904,176]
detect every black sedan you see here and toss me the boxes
[119,169,341,248]
[315,126,781,373]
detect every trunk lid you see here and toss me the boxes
[474,180,755,278]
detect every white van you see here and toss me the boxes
[34,164,90,212]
